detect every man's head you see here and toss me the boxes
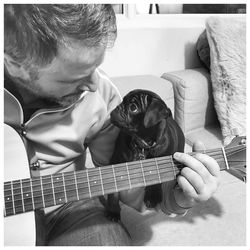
[4,4,117,106]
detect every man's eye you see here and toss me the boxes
[129,103,139,113]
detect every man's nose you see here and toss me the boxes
[78,71,99,92]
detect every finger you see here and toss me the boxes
[194,153,220,177]
[174,152,211,181]
[192,140,206,152]
[180,167,205,194]
[177,175,198,200]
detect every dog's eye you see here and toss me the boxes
[129,103,139,113]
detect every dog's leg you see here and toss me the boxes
[144,184,162,208]
[105,193,121,222]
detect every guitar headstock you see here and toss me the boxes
[225,136,246,182]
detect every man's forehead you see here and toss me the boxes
[57,42,106,68]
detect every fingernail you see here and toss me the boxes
[174,152,181,159]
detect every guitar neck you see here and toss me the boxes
[3,146,238,217]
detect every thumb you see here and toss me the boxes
[192,140,206,152]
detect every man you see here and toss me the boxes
[4,4,220,246]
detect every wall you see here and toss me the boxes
[100,14,243,78]
[100,15,207,77]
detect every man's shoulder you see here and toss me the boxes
[96,69,122,103]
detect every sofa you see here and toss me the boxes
[86,67,246,245]
[84,16,246,246]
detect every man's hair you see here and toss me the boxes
[4,4,117,66]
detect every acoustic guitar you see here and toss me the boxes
[4,124,246,245]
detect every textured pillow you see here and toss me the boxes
[206,17,246,145]
[196,29,210,70]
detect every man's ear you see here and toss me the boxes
[143,98,170,128]
[4,54,30,80]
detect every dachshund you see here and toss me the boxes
[103,89,185,221]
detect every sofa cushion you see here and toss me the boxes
[196,29,210,70]
[111,75,175,115]
[162,68,219,135]
[206,17,246,145]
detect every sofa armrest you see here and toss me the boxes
[161,68,219,135]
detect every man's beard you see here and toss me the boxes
[16,78,83,108]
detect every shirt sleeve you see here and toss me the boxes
[88,71,122,167]
[160,180,190,217]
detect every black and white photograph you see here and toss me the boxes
[3,0,247,246]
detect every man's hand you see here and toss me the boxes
[173,141,220,209]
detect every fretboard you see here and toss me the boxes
[3,147,233,217]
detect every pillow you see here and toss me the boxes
[206,17,246,145]
[196,29,210,70]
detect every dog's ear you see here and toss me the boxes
[144,98,171,128]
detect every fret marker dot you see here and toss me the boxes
[121,176,123,179]
[59,198,62,202]
[149,171,152,174]
[57,178,60,180]
[94,181,96,184]
[26,194,29,197]
[7,197,10,201]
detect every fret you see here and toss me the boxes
[86,169,92,198]
[50,175,57,205]
[52,173,66,205]
[41,175,55,208]
[75,170,91,199]
[12,180,24,214]
[112,165,118,192]
[20,180,25,212]
[127,161,145,188]
[154,158,162,183]
[31,177,44,209]
[4,181,15,216]
[113,164,130,192]
[142,159,161,186]
[40,177,46,208]
[99,167,105,195]
[101,165,117,194]
[21,179,34,212]
[170,157,177,180]
[88,168,103,197]
[126,162,132,189]
[157,156,180,183]
[62,173,68,203]
[30,178,35,210]
[63,172,79,202]
[73,171,80,200]
[140,160,146,186]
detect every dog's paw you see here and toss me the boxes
[144,184,162,208]
[105,211,121,222]
[144,197,159,208]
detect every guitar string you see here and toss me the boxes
[4,149,227,191]
[4,150,244,202]
[4,154,228,206]
[5,157,245,214]
[5,157,229,213]
[3,147,244,200]
[5,144,242,188]
[4,147,244,194]
[5,156,241,213]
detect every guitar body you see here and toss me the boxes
[4,124,36,245]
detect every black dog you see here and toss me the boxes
[104,89,185,221]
